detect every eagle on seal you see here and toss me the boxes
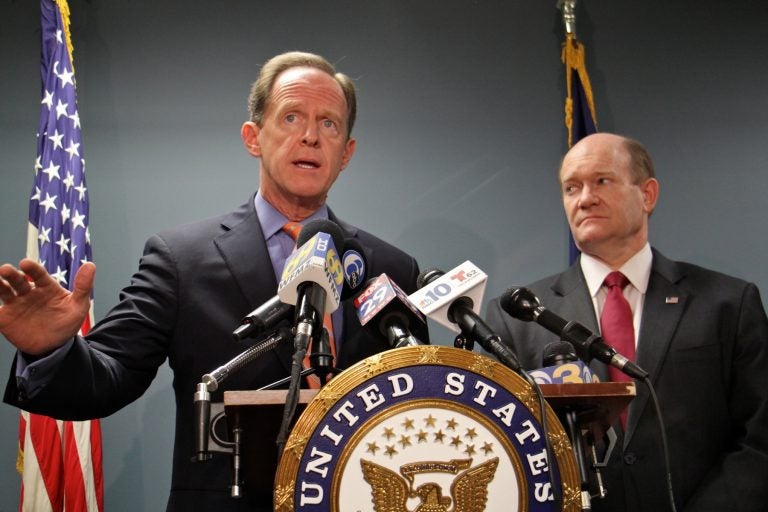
[360,457,499,512]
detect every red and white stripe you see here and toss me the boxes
[18,224,104,512]
[18,411,103,512]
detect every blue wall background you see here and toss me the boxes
[1,1,766,509]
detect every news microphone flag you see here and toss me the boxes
[277,231,344,313]
[354,274,425,330]
[18,1,104,511]
[560,3,598,264]
[528,361,597,386]
[340,241,366,296]
[408,261,487,333]
[354,274,399,327]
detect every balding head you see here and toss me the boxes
[558,132,659,269]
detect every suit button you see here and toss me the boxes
[623,452,637,465]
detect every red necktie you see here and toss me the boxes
[282,221,336,388]
[600,271,636,427]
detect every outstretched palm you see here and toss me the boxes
[0,259,95,355]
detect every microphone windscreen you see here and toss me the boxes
[416,267,444,289]
[297,219,345,254]
[542,340,578,367]
[499,287,540,322]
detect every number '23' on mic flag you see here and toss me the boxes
[17,1,104,511]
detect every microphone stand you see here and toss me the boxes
[192,327,291,497]
[563,408,593,511]
[274,284,335,460]
[260,328,341,390]
[193,327,291,462]
[453,333,474,351]
[385,323,426,348]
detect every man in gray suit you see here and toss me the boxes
[0,52,422,511]
[486,133,768,511]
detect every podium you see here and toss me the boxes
[223,380,635,508]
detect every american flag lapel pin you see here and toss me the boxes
[665,296,679,304]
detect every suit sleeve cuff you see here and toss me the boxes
[15,338,76,400]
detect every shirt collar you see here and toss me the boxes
[254,190,329,240]
[580,242,653,297]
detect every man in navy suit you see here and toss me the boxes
[0,52,423,511]
[486,133,768,511]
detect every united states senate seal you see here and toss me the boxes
[274,346,579,511]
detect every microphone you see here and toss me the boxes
[279,219,345,311]
[231,295,294,342]
[539,341,597,511]
[543,340,579,366]
[409,261,522,372]
[528,341,597,385]
[230,236,366,342]
[275,219,347,460]
[340,237,367,300]
[277,219,345,350]
[500,287,649,380]
[354,274,428,347]
[408,261,488,332]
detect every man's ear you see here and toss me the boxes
[642,177,659,214]
[241,121,261,158]
[340,137,356,171]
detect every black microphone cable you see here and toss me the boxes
[275,219,345,461]
[644,376,678,512]
[276,284,324,460]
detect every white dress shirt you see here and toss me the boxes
[579,243,653,349]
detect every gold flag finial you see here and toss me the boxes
[557,0,577,37]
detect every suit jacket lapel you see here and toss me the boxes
[551,263,600,331]
[624,249,687,444]
[213,198,278,305]
[212,197,294,372]
[550,262,610,381]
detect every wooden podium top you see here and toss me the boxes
[224,382,634,408]
[224,381,636,431]
[224,388,318,407]
[539,381,636,430]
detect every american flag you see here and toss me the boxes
[17,1,104,510]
